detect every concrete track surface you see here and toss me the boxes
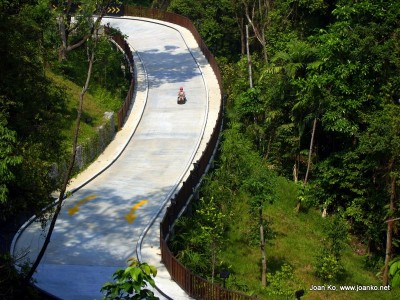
[11,17,221,300]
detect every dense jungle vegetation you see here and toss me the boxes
[147,0,400,299]
[0,1,129,298]
[0,0,128,226]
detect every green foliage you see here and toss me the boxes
[390,257,400,288]
[54,36,129,97]
[315,215,348,281]
[101,259,159,300]
[0,0,69,220]
[196,197,226,241]
[79,112,115,172]
[0,253,40,300]
[357,104,400,162]
[161,0,400,296]
[0,113,22,204]
[167,0,241,59]
[245,0,400,270]
[266,263,296,297]
[242,162,276,248]
[170,197,228,278]
[242,165,276,212]
[326,215,349,259]
[315,252,345,282]
[217,124,260,190]
[167,0,202,19]
[235,87,264,126]
[176,249,210,276]
[126,0,153,7]
[47,70,119,150]
[92,86,128,113]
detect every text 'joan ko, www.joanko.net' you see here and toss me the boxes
[309,284,391,292]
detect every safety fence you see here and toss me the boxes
[108,32,135,130]
[124,6,258,300]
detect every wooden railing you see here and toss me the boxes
[161,239,258,300]
[108,32,135,130]
[124,6,259,300]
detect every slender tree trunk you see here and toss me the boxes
[259,208,266,287]
[243,0,269,63]
[304,117,317,184]
[322,206,328,218]
[260,223,267,287]
[236,14,245,55]
[58,14,68,60]
[383,218,394,286]
[383,159,397,285]
[264,134,272,161]
[211,241,216,285]
[294,153,302,213]
[293,156,299,183]
[25,38,97,282]
[246,25,253,89]
[297,116,317,213]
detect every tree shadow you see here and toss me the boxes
[12,184,177,297]
[138,45,202,89]
[267,256,290,274]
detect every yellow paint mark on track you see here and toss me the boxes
[125,200,148,224]
[68,195,97,216]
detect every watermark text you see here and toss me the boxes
[309,284,391,292]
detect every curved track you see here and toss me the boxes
[12,18,208,299]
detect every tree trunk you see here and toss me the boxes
[243,0,269,63]
[322,206,328,218]
[264,134,272,161]
[383,159,397,285]
[296,113,316,213]
[383,218,394,286]
[260,223,267,287]
[296,116,316,213]
[211,241,216,285]
[304,117,317,184]
[25,37,97,282]
[294,160,301,213]
[236,14,245,55]
[293,155,299,183]
[58,15,67,60]
[246,25,253,89]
